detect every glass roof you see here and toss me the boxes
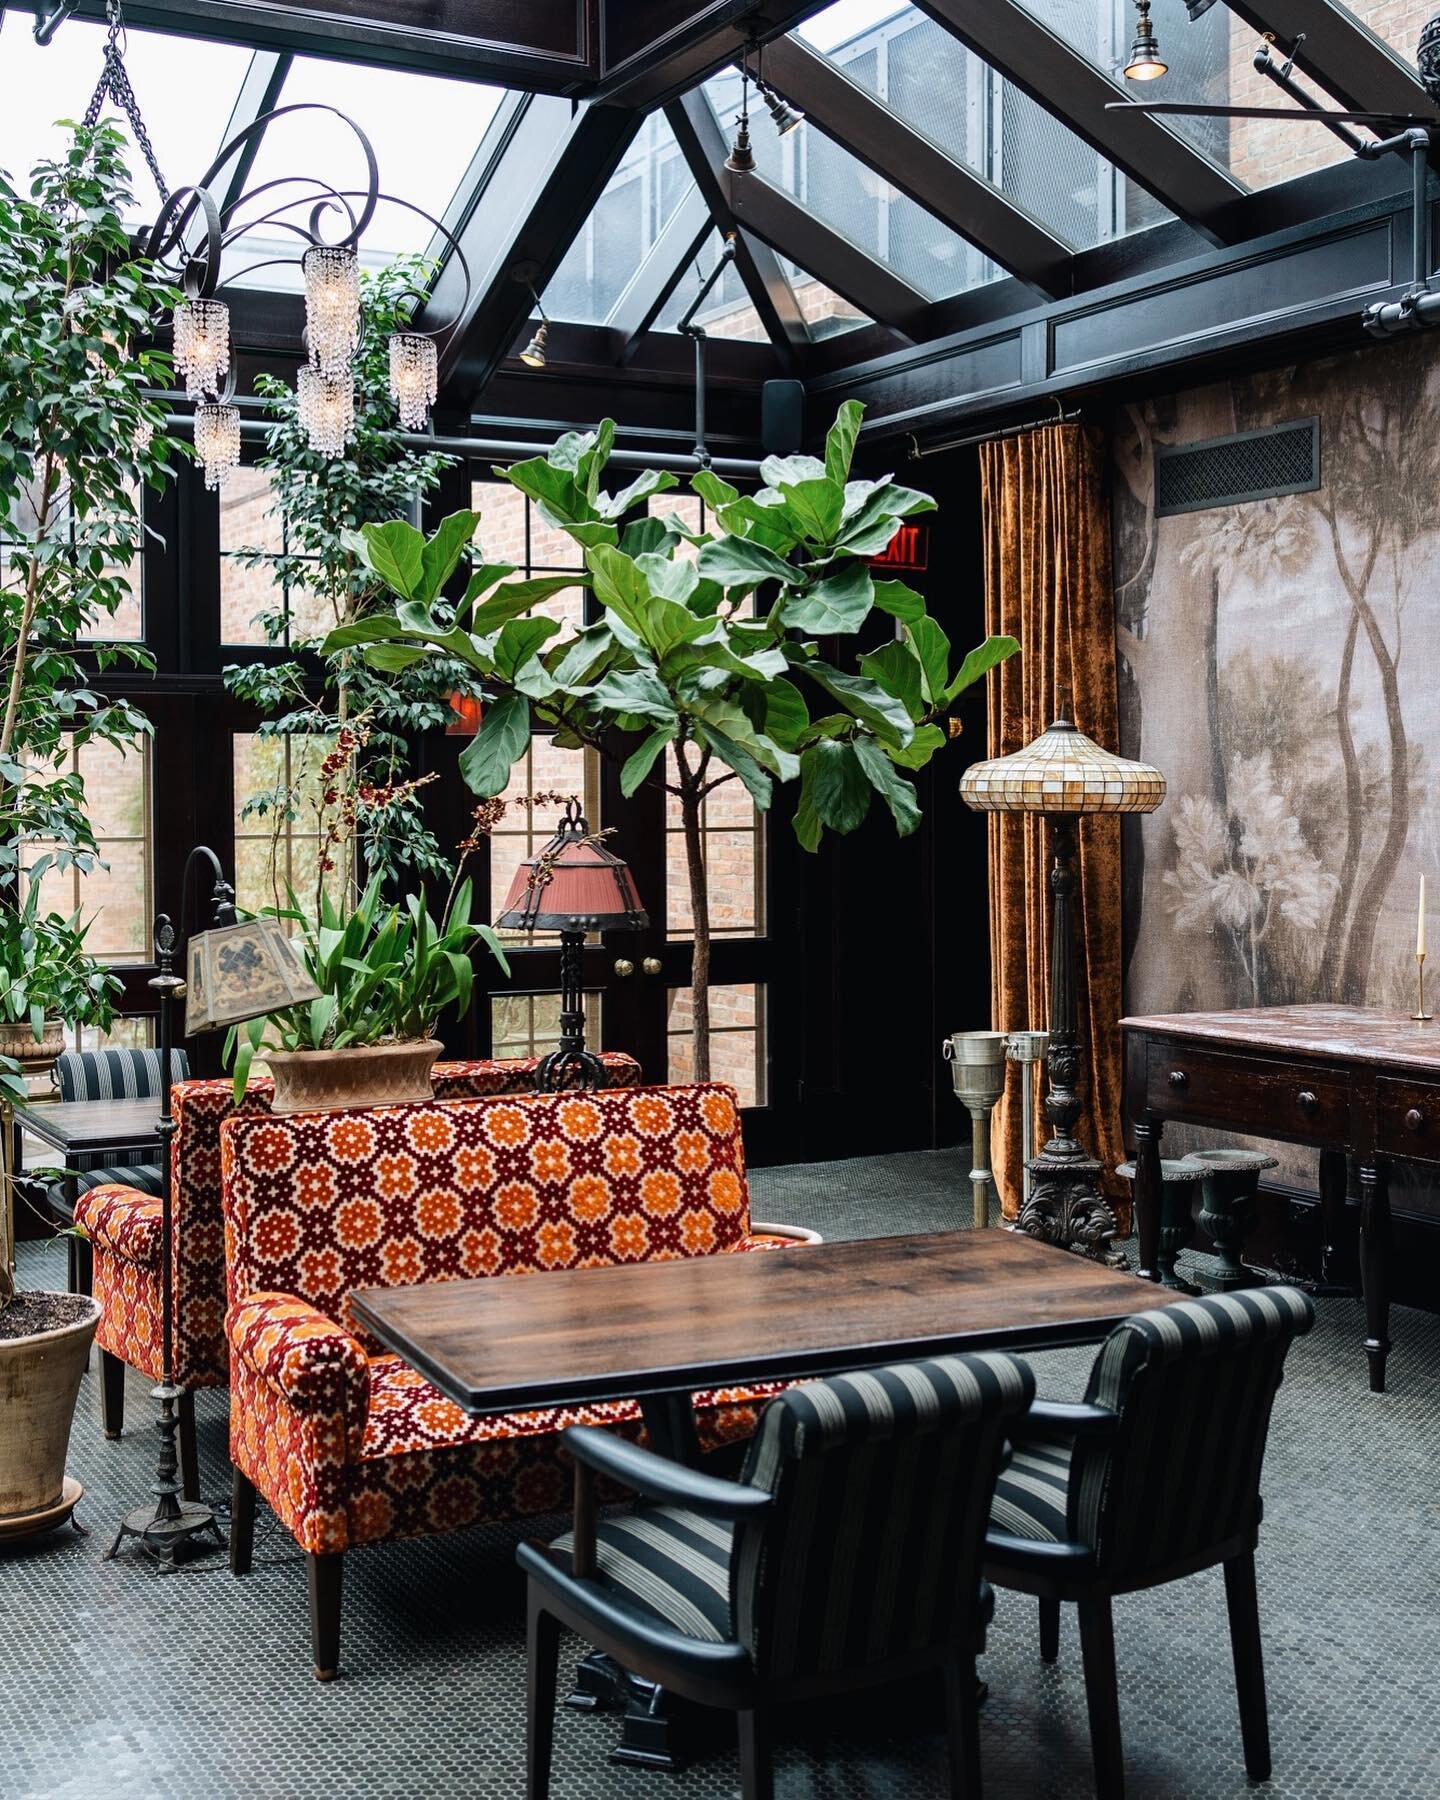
[227,57,506,290]
[542,113,694,324]
[0,12,251,225]
[789,1,1180,254]
[653,231,873,341]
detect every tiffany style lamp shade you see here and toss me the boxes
[961,701,1166,1260]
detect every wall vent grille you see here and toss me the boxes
[1154,419,1320,517]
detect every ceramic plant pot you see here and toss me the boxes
[1186,1147,1279,1291]
[263,1039,443,1115]
[0,1292,99,1538]
[0,1016,65,1070]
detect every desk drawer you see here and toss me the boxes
[1376,1076,1440,1162]
[1144,1041,1349,1144]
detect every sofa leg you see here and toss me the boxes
[229,1470,256,1576]
[99,1350,125,1441]
[177,1390,200,1503]
[308,1552,343,1682]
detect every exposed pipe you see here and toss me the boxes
[907,404,1082,458]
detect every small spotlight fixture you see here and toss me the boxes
[725,51,756,172]
[1124,1,1168,79]
[1184,0,1219,18]
[519,319,548,368]
[757,78,803,137]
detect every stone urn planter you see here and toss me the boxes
[1185,1147,1279,1291]
[1116,1157,1206,1293]
[0,1016,65,1072]
[264,1039,443,1115]
[0,1291,99,1539]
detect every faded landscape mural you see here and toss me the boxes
[1112,336,1440,1191]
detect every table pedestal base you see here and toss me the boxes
[567,1652,692,1768]
[1021,1152,1126,1269]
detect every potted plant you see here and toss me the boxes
[0,881,122,1068]
[226,875,509,1112]
[0,120,177,1536]
[333,402,1019,1078]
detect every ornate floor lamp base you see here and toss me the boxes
[105,1500,226,1572]
[1019,1153,1127,1268]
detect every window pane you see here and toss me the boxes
[233,732,337,914]
[75,481,144,643]
[655,233,784,340]
[492,991,601,1059]
[220,467,284,645]
[33,737,152,965]
[667,983,766,1107]
[664,747,764,940]
[472,477,529,571]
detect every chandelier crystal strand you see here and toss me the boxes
[297,364,355,457]
[173,298,230,400]
[303,245,361,376]
[388,333,437,431]
[194,403,241,489]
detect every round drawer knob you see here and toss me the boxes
[642,957,662,977]
[1167,1068,1188,1090]
[1406,1107,1425,1134]
[613,959,634,978]
[1297,1090,1318,1114]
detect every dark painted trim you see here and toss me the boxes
[608,185,713,354]
[1224,0,1433,118]
[592,0,826,107]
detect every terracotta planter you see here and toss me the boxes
[0,1016,65,1070]
[264,1039,443,1115]
[0,1292,98,1536]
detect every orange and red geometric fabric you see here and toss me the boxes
[220,1082,788,1556]
[74,1053,642,1393]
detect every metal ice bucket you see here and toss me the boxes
[942,1031,1010,1228]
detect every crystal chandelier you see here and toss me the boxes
[388,333,438,431]
[194,402,241,490]
[296,365,355,457]
[173,298,230,401]
[303,245,362,377]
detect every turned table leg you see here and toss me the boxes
[1134,1116,1164,1283]
[1359,1159,1391,1394]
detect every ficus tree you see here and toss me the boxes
[330,401,1017,1078]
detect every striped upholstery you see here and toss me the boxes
[991,1288,1315,1579]
[733,1352,1033,1679]
[554,1507,735,1643]
[55,1049,189,1171]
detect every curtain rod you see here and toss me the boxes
[907,405,1083,459]
[159,414,764,479]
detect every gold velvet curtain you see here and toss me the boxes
[978,423,1129,1231]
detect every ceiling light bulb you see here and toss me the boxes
[759,81,803,137]
[194,403,241,490]
[174,298,230,400]
[302,245,361,377]
[1123,1,1167,79]
[388,332,437,430]
[519,320,548,369]
[296,364,355,457]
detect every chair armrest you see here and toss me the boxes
[1013,1400,1119,1443]
[227,1292,369,1419]
[564,1424,772,1521]
[74,1185,161,1265]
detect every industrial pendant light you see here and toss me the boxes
[758,79,804,137]
[518,281,551,368]
[1123,1,1168,79]
[725,53,756,173]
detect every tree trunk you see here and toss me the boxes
[677,749,711,1083]
[1317,608,1361,998]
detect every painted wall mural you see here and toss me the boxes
[1112,336,1440,1192]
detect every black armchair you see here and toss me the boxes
[984,1286,1315,1799]
[519,1350,1036,1800]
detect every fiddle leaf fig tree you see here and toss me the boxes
[329,400,1018,1079]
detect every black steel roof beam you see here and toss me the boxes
[1224,0,1433,118]
[423,96,644,411]
[724,167,931,338]
[594,0,828,107]
[912,0,1246,247]
[213,49,291,217]
[667,92,808,369]
[607,185,714,359]
[762,33,1071,299]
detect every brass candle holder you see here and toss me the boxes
[1414,951,1433,1022]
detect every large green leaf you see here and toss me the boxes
[549,623,618,688]
[693,721,773,810]
[620,725,676,797]
[944,633,1021,702]
[636,551,698,606]
[854,736,921,836]
[777,477,844,544]
[461,562,518,608]
[492,616,561,682]
[906,615,952,707]
[362,643,431,673]
[586,544,651,636]
[759,453,827,490]
[691,468,740,511]
[886,723,948,769]
[590,668,677,724]
[871,578,926,624]
[778,559,874,635]
[470,577,578,636]
[690,696,798,780]
[576,418,616,500]
[800,739,872,838]
[760,676,810,748]
[357,520,426,600]
[598,467,678,518]
[824,398,863,486]
[697,534,795,590]
[506,456,586,520]
[801,660,914,747]
[456,693,530,797]
[418,510,478,604]
[859,639,924,721]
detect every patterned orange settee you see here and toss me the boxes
[219,1081,794,1680]
[73,1055,641,1495]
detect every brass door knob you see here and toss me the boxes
[613,958,634,978]
[642,957,663,977]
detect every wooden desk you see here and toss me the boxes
[352,1228,1161,1462]
[1122,1003,1440,1393]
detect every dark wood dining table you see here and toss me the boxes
[13,1096,164,1289]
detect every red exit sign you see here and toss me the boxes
[871,522,930,573]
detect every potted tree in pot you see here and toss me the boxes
[0,119,177,1535]
[0,884,122,1070]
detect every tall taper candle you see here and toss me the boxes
[1421,874,1428,959]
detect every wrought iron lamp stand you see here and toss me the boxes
[536,929,606,1093]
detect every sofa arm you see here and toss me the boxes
[227,1292,370,1424]
[75,1184,162,1266]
